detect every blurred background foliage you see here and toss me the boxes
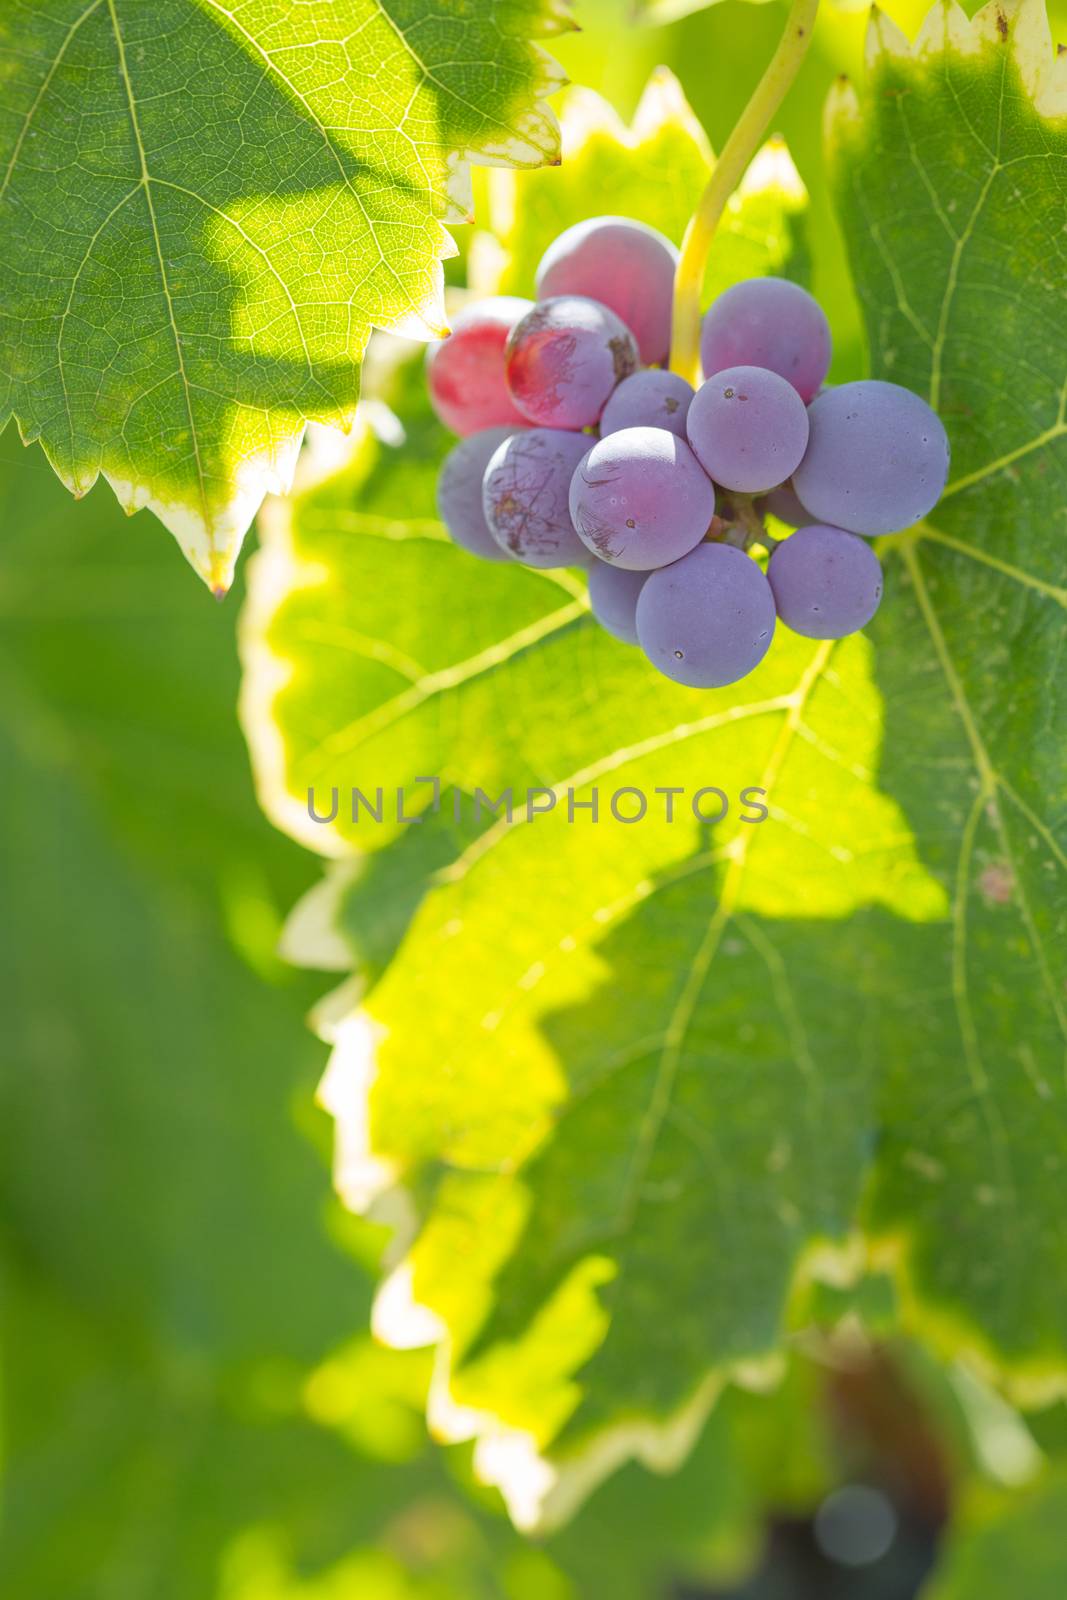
[3,0,1067,1595]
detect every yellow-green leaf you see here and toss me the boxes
[0,0,568,590]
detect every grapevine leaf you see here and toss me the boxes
[241,18,1067,1531]
[826,0,1067,1380]
[923,1474,1067,1597]
[0,0,568,592]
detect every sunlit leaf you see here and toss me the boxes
[0,0,569,590]
[826,0,1067,1383]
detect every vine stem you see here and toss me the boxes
[669,0,821,383]
[732,494,779,553]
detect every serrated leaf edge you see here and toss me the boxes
[238,493,356,859]
[2,4,571,589]
[830,0,1067,141]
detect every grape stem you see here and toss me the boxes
[732,495,779,552]
[669,0,820,383]
[709,493,778,555]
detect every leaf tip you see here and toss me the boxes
[629,65,713,164]
[915,0,978,62]
[740,136,808,209]
[824,74,862,147]
[866,4,913,65]
[973,0,1067,114]
[541,0,580,33]
[206,546,237,596]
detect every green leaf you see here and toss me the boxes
[922,1474,1067,1597]
[0,428,405,1594]
[826,0,1067,1375]
[241,14,1067,1531]
[0,0,568,592]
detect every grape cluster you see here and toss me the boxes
[429,216,950,689]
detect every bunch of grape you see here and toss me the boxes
[429,216,950,689]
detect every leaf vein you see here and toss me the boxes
[106,0,211,538]
[0,0,104,201]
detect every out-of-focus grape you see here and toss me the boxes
[588,560,648,645]
[437,428,518,562]
[426,297,533,435]
[536,215,678,366]
[700,276,831,401]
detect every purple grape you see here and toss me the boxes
[569,427,715,571]
[437,428,518,562]
[758,480,813,528]
[636,543,776,688]
[535,216,679,366]
[768,524,883,639]
[504,296,638,430]
[687,366,809,494]
[588,560,647,645]
[700,277,831,402]
[426,297,534,435]
[482,428,591,567]
[599,370,695,439]
[792,381,950,537]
